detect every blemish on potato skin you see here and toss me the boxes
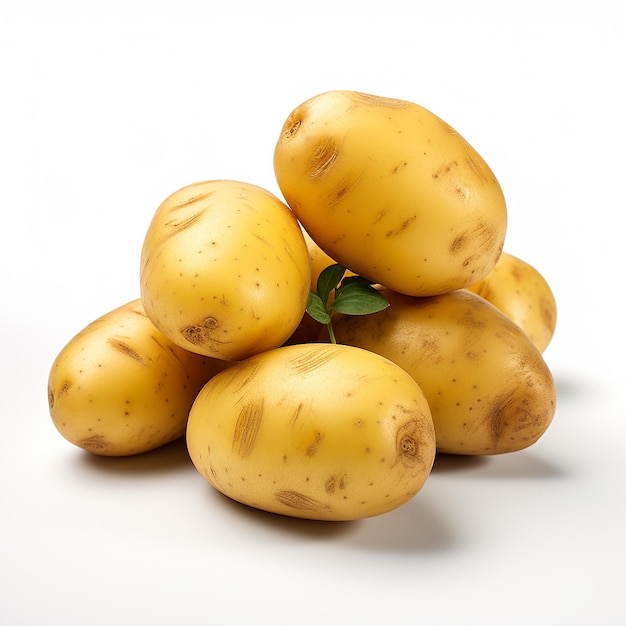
[182,316,232,355]
[386,215,417,238]
[77,434,110,453]
[232,400,264,458]
[305,431,324,457]
[158,209,206,246]
[391,162,408,175]
[395,419,428,468]
[107,339,145,364]
[275,490,331,512]
[288,345,338,375]
[325,474,347,495]
[327,169,366,208]
[432,160,459,180]
[450,233,467,253]
[307,140,339,179]
[169,189,216,211]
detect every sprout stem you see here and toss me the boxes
[326,321,337,344]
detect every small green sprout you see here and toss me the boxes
[305,264,390,343]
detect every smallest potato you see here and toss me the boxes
[466,251,557,353]
[48,299,230,456]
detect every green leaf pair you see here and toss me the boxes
[306,264,390,343]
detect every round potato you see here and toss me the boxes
[274,90,507,296]
[140,180,312,361]
[329,289,556,455]
[48,299,230,456]
[466,251,557,353]
[186,342,436,521]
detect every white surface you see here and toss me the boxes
[2,6,625,625]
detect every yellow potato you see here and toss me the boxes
[329,289,556,455]
[186,342,436,521]
[48,299,229,456]
[466,252,557,353]
[274,90,507,296]
[140,180,312,361]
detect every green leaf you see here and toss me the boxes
[316,263,346,306]
[306,291,331,324]
[330,279,390,316]
[339,274,375,287]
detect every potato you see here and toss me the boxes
[466,252,557,353]
[48,299,230,456]
[186,342,436,521]
[329,289,556,455]
[140,180,312,361]
[274,90,507,296]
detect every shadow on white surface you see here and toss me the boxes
[203,480,456,555]
[432,450,569,480]
[75,437,194,475]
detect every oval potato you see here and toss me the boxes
[466,251,557,353]
[329,289,556,455]
[186,342,436,521]
[274,90,507,296]
[48,299,229,456]
[140,180,312,361]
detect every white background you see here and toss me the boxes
[2,3,625,625]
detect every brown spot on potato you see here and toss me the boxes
[288,345,338,375]
[282,116,302,140]
[391,162,408,174]
[108,338,145,364]
[307,139,339,179]
[325,474,347,494]
[275,490,331,512]
[450,233,467,253]
[386,215,417,237]
[78,434,110,453]
[182,316,230,354]
[327,169,366,207]
[305,431,324,457]
[396,420,427,468]
[169,189,216,211]
[232,400,264,458]
[158,209,206,246]
[432,160,459,180]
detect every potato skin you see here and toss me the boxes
[140,180,312,361]
[329,289,556,455]
[48,299,230,456]
[466,252,557,353]
[186,343,436,521]
[274,90,507,296]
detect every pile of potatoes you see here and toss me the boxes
[48,90,557,522]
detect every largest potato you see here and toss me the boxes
[274,90,507,296]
